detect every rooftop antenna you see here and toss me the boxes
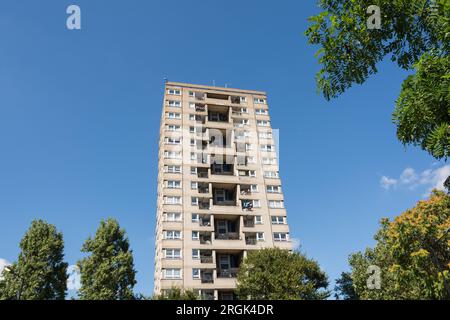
[163,77,168,83]
[213,80,216,87]
[225,83,228,88]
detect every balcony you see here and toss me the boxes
[216,252,243,279]
[231,96,241,104]
[243,217,255,228]
[194,103,206,112]
[218,268,239,278]
[200,290,215,300]
[198,200,210,210]
[200,255,213,264]
[215,217,240,240]
[197,183,210,195]
[212,185,237,207]
[201,270,214,284]
[215,232,240,240]
[193,92,205,101]
[245,237,257,245]
[197,168,209,179]
[199,215,211,227]
[241,200,254,211]
[200,232,212,245]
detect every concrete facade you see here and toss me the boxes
[153,82,292,300]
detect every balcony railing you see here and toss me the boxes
[199,219,211,227]
[218,268,239,278]
[216,232,240,240]
[245,238,257,245]
[244,220,255,228]
[198,172,208,179]
[201,276,214,284]
[200,256,213,263]
[200,236,212,245]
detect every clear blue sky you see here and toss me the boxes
[0,0,447,297]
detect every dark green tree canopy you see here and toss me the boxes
[306,0,449,159]
[0,220,68,300]
[77,218,137,300]
[334,272,359,300]
[235,248,329,300]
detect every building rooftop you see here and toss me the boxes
[165,81,267,96]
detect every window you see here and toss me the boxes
[250,185,259,192]
[163,268,181,279]
[191,197,199,206]
[262,157,277,165]
[256,232,265,241]
[164,249,181,259]
[192,249,200,259]
[260,144,274,152]
[189,91,195,97]
[164,230,181,240]
[164,151,182,159]
[267,185,281,193]
[167,180,181,189]
[264,171,279,179]
[274,233,289,242]
[255,108,268,115]
[192,231,199,240]
[258,131,272,139]
[167,89,181,95]
[191,214,199,223]
[252,200,261,208]
[269,200,284,209]
[165,137,181,145]
[190,167,197,174]
[164,196,182,205]
[249,170,256,177]
[255,216,263,224]
[247,156,256,164]
[164,212,182,222]
[167,100,181,107]
[166,125,181,131]
[166,165,181,173]
[271,216,285,224]
[190,139,196,146]
[254,98,266,104]
[240,96,247,103]
[191,181,198,190]
[245,143,252,151]
[192,269,200,279]
[167,112,181,119]
[257,120,269,127]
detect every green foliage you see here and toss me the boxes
[334,272,359,300]
[393,53,450,159]
[0,220,68,300]
[306,0,450,159]
[235,248,329,300]
[77,218,137,300]
[153,287,198,300]
[347,190,450,299]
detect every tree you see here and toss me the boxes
[77,218,137,300]
[153,287,198,300]
[305,0,449,159]
[334,272,359,300]
[347,190,450,299]
[235,248,329,300]
[0,220,68,300]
